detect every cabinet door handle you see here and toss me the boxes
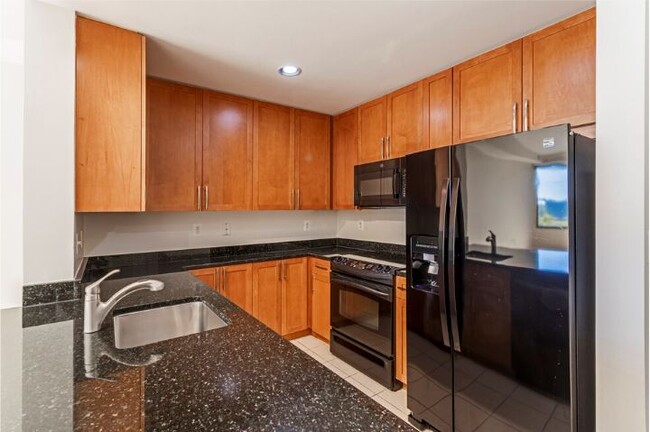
[523,99,529,132]
[512,102,517,133]
[204,185,209,210]
[297,189,301,209]
[282,262,287,280]
[197,186,202,211]
[380,137,385,160]
[277,262,282,281]
[291,190,295,209]
[220,268,225,294]
[386,136,391,158]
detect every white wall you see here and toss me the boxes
[336,209,405,245]
[23,0,75,285]
[595,0,648,430]
[0,0,25,308]
[83,211,338,256]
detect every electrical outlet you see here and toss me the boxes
[303,220,311,232]
[192,224,201,236]
[357,220,364,231]
[222,222,231,236]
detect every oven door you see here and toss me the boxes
[330,272,393,357]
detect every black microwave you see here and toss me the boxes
[354,157,406,208]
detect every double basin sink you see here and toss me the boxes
[113,301,228,349]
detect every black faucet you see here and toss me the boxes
[485,230,497,255]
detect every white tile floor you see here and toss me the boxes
[291,335,422,429]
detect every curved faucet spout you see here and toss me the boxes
[84,271,165,333]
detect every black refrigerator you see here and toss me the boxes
[405,124,594,432]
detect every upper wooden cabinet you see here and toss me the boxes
[203,91,254,210]
[294,110,331,209]
[523,8,596,131]
[358,96,387,164]
[146,79,202,211]
[281,258,309,336]
[387,81,426,158]
[75,17,146,212]
[424,69,453,149]
[332,108,358,209]
[252,260,283,333]
[453,40,523,144]
[253,102,295,210]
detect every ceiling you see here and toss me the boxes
[44,0,594,115]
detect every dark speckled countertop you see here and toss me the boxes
[6,271,413,431]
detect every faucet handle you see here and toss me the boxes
[85,269,121,295]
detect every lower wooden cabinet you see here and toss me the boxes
[190,267,218,289]
[395,276,407,384]
[281,258,309,336]
[222,264,253,314]
[252,260,283,334]
[310,258,331,342]
[190,257,324,341]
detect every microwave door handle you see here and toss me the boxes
[438,178,451,348]
[392,168,401,198]
[448,177,461,352]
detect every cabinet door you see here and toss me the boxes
[75,17,145,212]
[222,264,253,314]
[358,96,387,163]
[523,8,595,130]
[424,69,453,149]
[294,110,331,209]
[387,82,425,158]
[253,102,294,210]
[252,260,283,333]
[395,276,407,383]
[203,91,254,210]
[332,108,358,209]
[190,268,217,290]
[453,40,522,144]
[282,258,309,336]
[146,79,202,211]
[310,259,331,342]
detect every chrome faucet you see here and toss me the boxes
[84,332,163,379]
[84,269,165,333]
[485,230,497,255]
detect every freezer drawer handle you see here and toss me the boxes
[438,178,451,348]
[448,177,461,352]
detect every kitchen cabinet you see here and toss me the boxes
[395,276,407,383]
[281,258,309,336]
[423,69,453,149]
[146,78,202,211]
[190,267,217,289]
[453,40,522,144]
[75,17,146,212]
[252,260,283,333]
[221,264,254,314]
[310,258,331,342]
[203,91,254,210]
[523,8,595,131]
[294,110,331,209]
[358,96,387,164]
[387,81,426,158]
[332,108,358,209]
[253,102,295,210]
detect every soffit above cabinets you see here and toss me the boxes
[42,0,593,115]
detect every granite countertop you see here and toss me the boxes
[7,271,412,431]
[82,239,407,283]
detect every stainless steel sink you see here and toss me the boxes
[113,301,227,349]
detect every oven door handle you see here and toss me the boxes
[331,274,392,301]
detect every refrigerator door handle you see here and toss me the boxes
[438,178,451,348]
[448,177,461,352]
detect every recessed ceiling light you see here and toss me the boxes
[278,65,302,77]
